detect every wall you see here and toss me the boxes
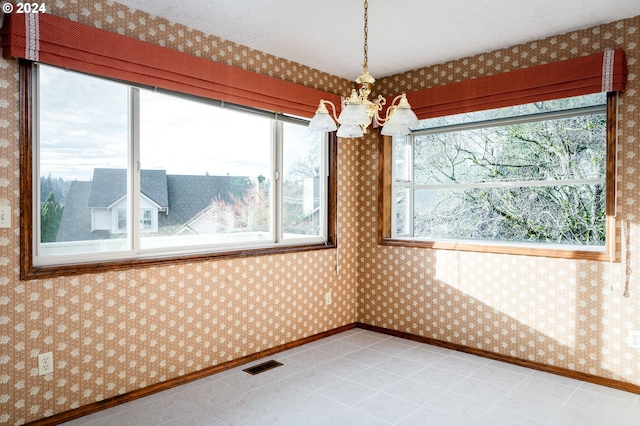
[0,1,357,424]
[360,16,640,384]
[2,1,640,424]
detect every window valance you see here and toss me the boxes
[0,12,340,118]
[402,49,627,120]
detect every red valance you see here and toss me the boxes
[0,12,340,118]
[402,49,627,120]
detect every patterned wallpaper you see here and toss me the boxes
[0,1,357,424]
[0,0,639,424]
[362,16,640,384]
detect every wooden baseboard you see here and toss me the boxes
[356,322,640,395]
[28,321,640,425]
[27,323,357,426]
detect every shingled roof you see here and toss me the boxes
[87,168,169,208]
[57,169,252,242]
[56,181,93,242]
[158,174,250,231]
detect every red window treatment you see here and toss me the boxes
[401,49,627,120]
[0,12,340,118]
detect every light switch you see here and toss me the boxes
[0,206,10,228]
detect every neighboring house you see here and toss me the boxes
[56,168,253,242]
[88,169,169,236]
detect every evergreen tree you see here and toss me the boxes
[40,174,53,206]
[41,192,63,242]
[40,173,70,206]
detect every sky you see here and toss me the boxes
[38,64,319,182]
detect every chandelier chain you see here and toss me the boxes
[309,0,417,137]
[363,0,368,71]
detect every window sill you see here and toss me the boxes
[379,237,612,261]
[21,242,336,280]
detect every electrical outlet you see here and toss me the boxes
[629,331,640,349]
[0,206,10,228]
[38,352,54,375]
[325,290,332,306]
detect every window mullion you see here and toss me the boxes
[399,178,606,191]
[273,120,282,243]
[321,133,329,240]
[129,87,141,251]
[33,65,43,256]
[408,135,415,237]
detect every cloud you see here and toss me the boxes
[37,64,319,183]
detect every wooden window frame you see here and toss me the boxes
[378,92,618,261]
[19,61,338,280]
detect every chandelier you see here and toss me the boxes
[308,0,419,138]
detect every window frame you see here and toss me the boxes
[19,61,337,280]
[378,92,618,260]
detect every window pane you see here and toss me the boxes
[413,184,606,246]
[393,135,411,182]
[393,94,609,249]
[282,122,324,240]
[394,187,410,236]
[418,93,607,129]
[141,210,153,231]
[38,65,129,257]
[139,90,272,250]
[414,112,606,185]
[33,64,331,270]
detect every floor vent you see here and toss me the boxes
[243,360,283,375]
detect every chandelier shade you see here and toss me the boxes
[338,102,369,126]
[385,95,420,127]
[337,124,365,138]
[308,0,418,138]
[387,107,420,126]
[308,101,338,132]
[380,121,411,136]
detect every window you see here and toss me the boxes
[381,93,616,259]
[25,63,335,276]
[116,209,154,233]
[116,210,127,233]
[141,210,153,231]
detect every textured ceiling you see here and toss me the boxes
[115,0,640,81]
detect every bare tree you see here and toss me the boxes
[410,103,606,246]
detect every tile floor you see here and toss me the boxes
[61,328,640,425]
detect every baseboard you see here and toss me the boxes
[27,323,357,426]
[29,321,640,425]
[356,322,640,395]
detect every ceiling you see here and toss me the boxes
[115,0,640,81]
